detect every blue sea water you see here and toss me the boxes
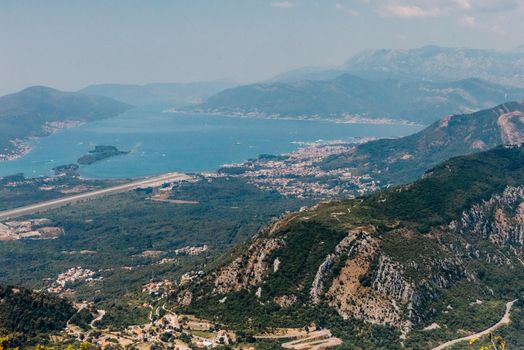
[0,108,422,179]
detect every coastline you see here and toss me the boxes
[0,120,85,162]
[163,108,423,126]
[0,111,419,181]
[0,139,33,162]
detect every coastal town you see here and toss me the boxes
[166,108,417,126]
[219,140,380,199]
[0,120,85,161]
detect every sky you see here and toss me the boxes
[1,0,524,95]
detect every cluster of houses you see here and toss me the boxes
[48,266,99,293]
[221,142,379,198]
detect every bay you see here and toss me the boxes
[0,108,422,179]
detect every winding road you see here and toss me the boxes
[432,299,519,350]
[0,172,192,220]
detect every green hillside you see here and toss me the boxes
[0,86,131,159]
[194,74,524,124]
[0,285,75,341]
[175,145,524,349]
[321,101,524,186]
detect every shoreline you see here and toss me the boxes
[0,139,34,162]
[0,120,85,162]
[0,113,418,181]
[163,109,424,127]
[0,137,382,182]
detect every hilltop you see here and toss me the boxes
[343,45,524,87]
[0,86,131,160]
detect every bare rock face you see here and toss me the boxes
[310,227,374,304]
[498,111,524,145]
[274,295,297,308]
[178,291,193,306]
[213,237,285,294]
[211,213,300,294]
[325,243,414,333]
[455,186,524,252]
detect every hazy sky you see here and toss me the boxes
[2,0,524,95]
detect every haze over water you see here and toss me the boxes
[0,108,422,179]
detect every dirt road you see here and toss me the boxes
[432,299,518,350]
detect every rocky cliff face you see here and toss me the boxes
[212,214,298,294]
[325,237,414,333]
[453,186,524,255]
[213,236,286,294]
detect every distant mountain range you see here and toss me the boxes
[0,86,131,160]
[193,74,524,124]
[272,45,524,87]
[321,101,524,185]
[80,80,237,107]
[174,144,524,348]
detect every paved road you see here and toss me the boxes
[0,172,192,220]
[432,299,518,350]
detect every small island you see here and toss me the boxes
[77,145,129,165]
[52,163,80,176]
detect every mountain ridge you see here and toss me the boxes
[270,45,524,88]
[320,101,524,186]
[193,74,524,124]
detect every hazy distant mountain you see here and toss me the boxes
[344,45,524,87]
[321,101,524,184]
[271,45,524,87]
[194,74,524,124]
[268,66,345,83]
[80,80,237,107]
[0,86,131,159]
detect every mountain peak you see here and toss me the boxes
[15,85,62,97]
